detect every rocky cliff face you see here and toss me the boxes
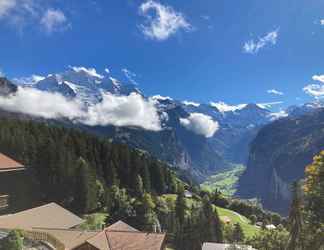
[0,77,17,95]
[237,109,324,214]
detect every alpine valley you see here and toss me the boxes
[1,67,324,214]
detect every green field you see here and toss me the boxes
[160,194,259,238]
[201,165,246,196]
[215,206,259,238]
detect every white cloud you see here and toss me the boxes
[320,19,324,25]
[243,29,279,54]
[0,69,4,77]
[122,68,138,85]
[104,68,110,74]
[210,101,247,113]
[40,8,68,33]
[180,113,219,138]
[0,0,16,17]
[312,75,324,83]
[303,84,324,98]
[0,87,84,119]
[139,0,191,41]
[84,93,161,130]
[182,100,200,107]
[267,89,284,96]
[13,74,45,85]
[0,88,162,131]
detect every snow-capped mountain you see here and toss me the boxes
[33,67,141,105]
[7,68,323,181]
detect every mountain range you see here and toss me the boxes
[6,68,288,181]
[1,68,324,214]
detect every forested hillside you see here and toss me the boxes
[0,118,179,212]
[238,108,324,214]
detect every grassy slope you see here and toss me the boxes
[215,206,259,238]
[161,194,259,238]
[200,165,246,196]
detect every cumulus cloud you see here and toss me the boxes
[0,0,16,17]
[312,75,324,83]
[267,89,284,96]
[84,93,161,130]
[180,113,219,138]
[139,0,191,41]
[243,29,279,54]
[0,87,84,119]
[40,8,68,33]
[303,84,324,98]
[320,20,324,25]
[0,87,162,131]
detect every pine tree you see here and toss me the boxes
[135,175,144,197]
[175,185,186,226]
[201,195,224,243]
[73,158,98,213]
[287,181,304,250]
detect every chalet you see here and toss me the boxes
[0,153,26,213]
[38,221,167,250]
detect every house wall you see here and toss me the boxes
[0,169,40,214]
[73,243,99,250]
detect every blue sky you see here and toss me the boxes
[1,0,324,109]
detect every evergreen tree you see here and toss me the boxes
[175,185,186,226]
[201,195,223,243]
[287,181,304,250]
[134,175,144,197]
[73,158,98,213]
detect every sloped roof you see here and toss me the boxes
[202,243,257,250]
[0,203,84,230]
[0,153,24,172]
[35,228,98,249]
[105,220,139,232]
[104,231,166,250]
[86,221,166,250]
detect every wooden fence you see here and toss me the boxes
[23,230,66,250]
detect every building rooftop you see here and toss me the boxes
[202,242,257,250]
[34,220,166,250]
[0,202,84,230]
[0,153,25,172]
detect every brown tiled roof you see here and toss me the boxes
[105,220,139,232]
[35,228,99,249]
[103,231,166,250]
[0,153,24,172]
[85,221,166,250]
[0,203,84,230]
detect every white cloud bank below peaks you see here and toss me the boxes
[0,87,162,131]
[180,113,219,138]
